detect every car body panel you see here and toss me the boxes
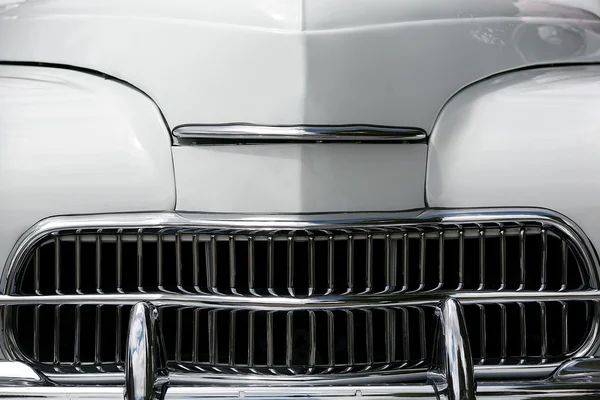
[1,0,600,131]
[427,65,600,255]
[173,143,426,213]
[0,65,175,270]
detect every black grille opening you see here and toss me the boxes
[15,224,590,296]
[12,301,593,373]
[8,216,597,376]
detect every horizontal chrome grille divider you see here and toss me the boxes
[3,208,599,384]
[1,291,599,307]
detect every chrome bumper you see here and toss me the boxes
[1,299,600,399]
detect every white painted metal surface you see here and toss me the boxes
[173,144,426,213]
[427,65,600,252]
[1,0,600,131]
[0,65,175,273]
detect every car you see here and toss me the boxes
[1,0,600,399]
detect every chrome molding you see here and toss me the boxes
[172,124,427,144]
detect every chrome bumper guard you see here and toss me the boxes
[1,299,600,399]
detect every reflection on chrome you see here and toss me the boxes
[125,302,168,400]
[427,298,475,400]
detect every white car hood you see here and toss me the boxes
[1,0,600,131]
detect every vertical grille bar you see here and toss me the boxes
[346,311,355,366]
[418,308,427,362]
[499,304,507,360]
[54,236,60,294]
[499,227,506,290]
[96,234,103,293]
[402,232,409,291]
[74,305,81,365]
[176,235,183,290]
[75,234,81,294]
[365,309,373,366]
[308,236,315,296]
[175,308,182,363]
[208,236,217,292]
[540,302,548,360]
[34,248,40,295]
[192,309,200,364]
[418,232,426,291]
[365,234,373,293]
[247,311,255,367]
[385,308,396,364]
[286,311,293,368]
[347,235,354,294]
[32,305,40,361]
[327,236,334,294]
[478,229,485,290]
[229,236,236,293]
[229,311,236,366]
[561,240,568,291]
[266,311,274,368]
[248,236,255,295]
[116,232,123,293]
[192,236,198,292]
[458,228,465,290]
[308,311,317,368]
[267,237,275,295]
[115,306,122,364]
[519,228,526,291]
[438,231,444,289]
[287,237,295,296]
[479,305,486,362]
[519,302,527,359]
[208,310,217,365]
[53,305,60,364]
[385,233,396,292]
[561,302,569,353]
[540,228,548,290]
[136,233,142,291]
[401,308,410,361]
[95,306,101,365]
[326,311,335,368]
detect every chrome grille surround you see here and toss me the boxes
[2,208,599,385]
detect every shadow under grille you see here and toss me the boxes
[15,223,588,296]
[12,301,594,374]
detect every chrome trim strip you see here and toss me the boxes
[1,382,600,399]
[427,298,475,400]
[172,124,426,144]
[1,291,599,309]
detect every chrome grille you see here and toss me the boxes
[12,301,594,375]
[5,210,599,379]
[15,224,588,296]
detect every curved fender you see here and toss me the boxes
[0,65,175,268]
[427,65,600,252]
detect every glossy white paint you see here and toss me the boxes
[427,65,600,251]
[0,65,175,271]
[1,0,600,131]
[173,144,426,213]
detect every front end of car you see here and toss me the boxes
[2,0,600,398]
